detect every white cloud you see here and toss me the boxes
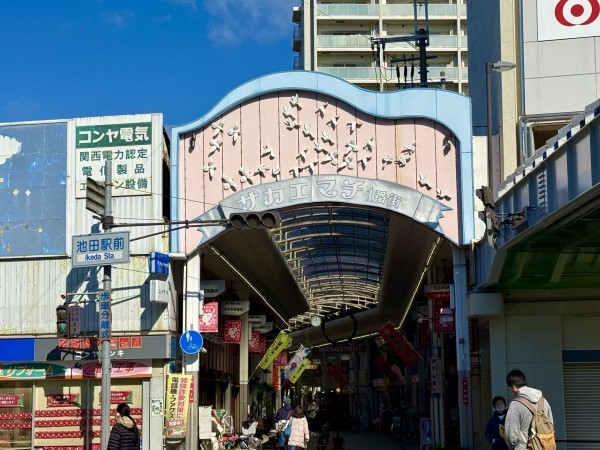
[102,10,135,27]
[203,0,295,46]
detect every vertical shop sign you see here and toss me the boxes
[223,319,242,343]
[98,290,112,341]
[199,302,219,333]
[165,374,192,439]
[283,345,310,381]
[69,305,81,336]
[462,376,469,405]
[432,302,455,333]
[378,323,420,367]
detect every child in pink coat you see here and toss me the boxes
[287,406,310,449]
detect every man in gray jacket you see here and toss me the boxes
[504,369,554,450]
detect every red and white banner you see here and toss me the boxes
[537,0,600,41]
[199,302,219,333]
[224,319,242,343]
[424,284,452,301]
[273,351,288,366]
[433,301,455,333]
[258,335,267,354]
[378,323,420,367]
[249,331,261,353]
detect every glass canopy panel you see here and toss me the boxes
[275,206,389,330]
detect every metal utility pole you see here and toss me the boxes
[100,159,113,450]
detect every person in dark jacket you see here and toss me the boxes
[484,396,509,450]
[108,403,140,450]
[275,396,294,450]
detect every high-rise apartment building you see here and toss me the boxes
[293,0,468,94]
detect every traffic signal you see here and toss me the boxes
[56,304,69,335]
[476,186,499,248]
[229,211,281,230]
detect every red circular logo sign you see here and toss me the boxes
[555,0,600,26]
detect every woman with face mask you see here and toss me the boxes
[484,396,509,450]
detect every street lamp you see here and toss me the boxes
[486,60,516,191]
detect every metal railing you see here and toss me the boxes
[316,3,467,18]
[317,66,467,82]
[317,34,466,49]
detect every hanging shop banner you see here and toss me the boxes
[221,300,250,316]
[273,351,288,366]
[326,363,348,388]
[433,301,455,333]
[258,335,267,354]
[378,323,420,367]
[199,302,219,333]
[249,331,261,353]
[224,319,242,343]
[283,345,310,381]
[373,355,399,383]
[289,358,311,384]
[273,366,281,392]
[165,374,192,439]
[258,331,292,370]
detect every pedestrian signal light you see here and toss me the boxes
[229,211,281,230]
[56,304,69,335]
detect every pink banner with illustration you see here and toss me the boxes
[249,331,260,352]
[224,319,242,343]
[273,351,288,366]
[258,335,267,354]
[199,302,219,333]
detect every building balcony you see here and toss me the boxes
[317,66,468,83]
[317,34,467,50]
[316,3,467,19]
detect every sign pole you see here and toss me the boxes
[100,159,113,450]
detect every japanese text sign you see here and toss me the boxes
[72,231,130,267]
[224,319,242,343]
[199,302,219,333]
[378,323,420,367]
[258,331,292,370]
[98,290,112,341]
[165,374,192,439]
[75,117,153,198]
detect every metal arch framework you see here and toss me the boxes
[191,175,454,343]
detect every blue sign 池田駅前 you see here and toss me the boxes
[179,330,203,355]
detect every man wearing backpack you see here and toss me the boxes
[505,369,555,450]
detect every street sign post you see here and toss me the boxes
[180,330,203,355]
[72,231,130,267]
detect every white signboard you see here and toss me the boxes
[75,114,153,198]
[200,280,226,298]
[253,322,273,333]
[249,315,266,326]
[222,300,250,316]
[149,279,171,303]
[537,0,600,41]
[72,232,130,267]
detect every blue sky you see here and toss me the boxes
[0,0,299,128]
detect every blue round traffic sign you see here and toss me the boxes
[180,330,204,354]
